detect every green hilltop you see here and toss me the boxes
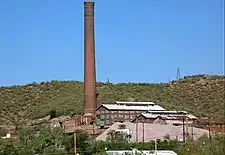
[0,74,224,127]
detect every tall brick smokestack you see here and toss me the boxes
[84,1,96,116]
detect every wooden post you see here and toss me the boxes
[74,133,76,155]
[209,126,211,142]
[93,122,95,135]
[209,126,212,155]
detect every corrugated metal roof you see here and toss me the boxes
[106,150,177,155]
[142,113,161,119]
[147,110,187,114]
[141,113,197,121]
[166,120,193,125]
[115,101,155,105]
[187,114,198,119]
[101,104,165,111]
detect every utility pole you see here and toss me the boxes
[186,117,188,142]
[209,125,211,141]
[142,122,144,142]
[191,122,194,141]
[155,139,157,155]
[209,103,212,155]
[136,120,138,142]
[176,68,180,80]
[209,125,212,155]
[74,133,76,155]
[107,78,110,84]
[182,117,185,142]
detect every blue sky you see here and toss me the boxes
[0,0,224,86]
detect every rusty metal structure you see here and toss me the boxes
[61,115,105,134]
[62,115,96,134]
[83,1,97,116]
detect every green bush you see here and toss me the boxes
[0,127,225,155]
[0,128,7,137]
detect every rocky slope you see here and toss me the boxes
[0,74,224,128]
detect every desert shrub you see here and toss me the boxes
[0,128,7,137]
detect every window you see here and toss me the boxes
[100,114,105,120]
[125,115,129,119]
[106,120,110,125]
[106,114,109,119]
[130,111,135,114]
[124,111,129,114]
[119,114,124,118]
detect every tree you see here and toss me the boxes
[0,128,7,137]
[13,126,66,154]
[49,109,57,119]
[33,127,65,153]
[118,124,126,129]
[42,146,66,155]
[63,134,73,152]
[18,127,35,154]
[163,133,170,140]
[74,129,92,155]
[177,134,225,155]
[1,144,19,155]
[106,130,128,142]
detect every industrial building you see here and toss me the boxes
[95,101,199,127]
[96,101,166,126]
[61,100,199,134]
[132,110,198,125]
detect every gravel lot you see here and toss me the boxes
[96,122,209,142]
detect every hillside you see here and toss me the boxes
[0,74,224,128]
